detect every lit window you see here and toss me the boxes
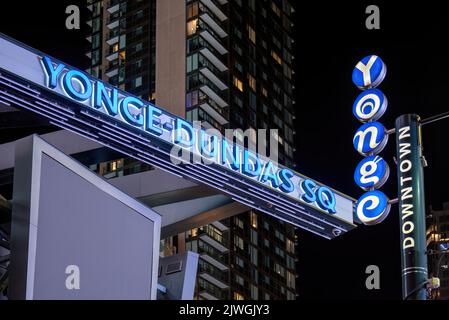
[112,43,119,52]
[233,76,243,92]
[233,292,244,300]
[271,2,281,17]
[234,234,244,250]
[250,211,258,228]
[187,19,198,36]
[286,238,295,253]
[187,2,198,19]
[262,87,268,97]
[248,74,256,91]
[248,25,256,44]
[271,50,282,65]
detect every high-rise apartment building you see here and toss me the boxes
[85,0,298,300]
[427,202,449,300]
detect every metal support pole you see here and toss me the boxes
[395,114,428,300]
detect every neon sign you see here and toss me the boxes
[0,33,356,238]
[352,55,391,225]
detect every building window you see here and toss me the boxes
[235,256,244,268]
[186,90,198,108]
[248,25,256,44]
[135,26,143,36]
[233,292,244,300]
[275,229,285,242]
[134,76,142,88]
[250,211,258,228]
[271,50,282,65]
[248,74,256,91]
[135,42,143,52]
[187,1,198,19]
[233,76,243,92]
[134,10,144,19]
[274,263,286,278]
[250,284,258,300]
[234,234,244,250]
[235,274,244,286]
[186,53,198,72]
[187,19,198,36]
[287,271,296,289]
[234,217,244,229]
[286,238,295,254]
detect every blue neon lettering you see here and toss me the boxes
[301,179,317,203]
[119,96,144,126]
[145,104,163,135]
[221,140,240,171]
[94,81,118,116]
[278,169,295,193]
[259,161,280,188]
[316,187,337,214]
[242,150,261,177]
[174,118,194,147]
[41,56,65,89]
[199,130,218,158]
[62,70,92,101]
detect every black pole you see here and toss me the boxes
[395,114,428,300]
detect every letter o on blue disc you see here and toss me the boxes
[355,190,391,225]
[354,155,389,190]
[353,89,388,123]
[352,55,387,90]
[353,122,388,156]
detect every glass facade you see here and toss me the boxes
[86,0,298,300]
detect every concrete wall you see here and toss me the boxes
[155,0,186,118]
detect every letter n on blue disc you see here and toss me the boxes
[352,55,387,90]
[355,190,391,225]
[354,155,389,190]
[353,122,388,156]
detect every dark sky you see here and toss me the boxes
[1,1,449,300]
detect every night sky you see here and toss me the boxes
[1,2,449,300]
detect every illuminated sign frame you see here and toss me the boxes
[0,33,356,239]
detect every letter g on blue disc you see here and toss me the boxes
[354,155,390,190]
[355,190,391,225]
[352,55,387,90]
[353,89,388,123]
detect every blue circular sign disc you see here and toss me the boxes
[353,122,388,156]
[355,190,391,225]
[353,88,388,123]
[354,155,390,190]
[352,55,387,90]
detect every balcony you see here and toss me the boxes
[106,35,119,46]
[198,262,229,289]
[106,51,118,61]
[197,21,227,55]
[199,47,227,72]
[107,2,120,14]
[200,253,228,271]
[199,102,227,125]
[198,291,219,300]
[200,0,227,22]
[107,18,119,30]
[200,85,227,108]
[105,67,118,78]
[199,68,227,91]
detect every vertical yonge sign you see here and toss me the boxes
[40,56,337,214]
[352,55,392,225]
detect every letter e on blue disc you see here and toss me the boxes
[353,122,388,156]
[355,190,391,225]
[353,89,388,123]
[354,155,390,190]
[352,55,387,90]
